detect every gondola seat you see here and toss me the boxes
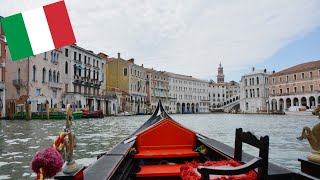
[136,164,182,177]
[135,119,199,159]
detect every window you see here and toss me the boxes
[310,72,313,79]
[279,77,282,83]
[257,88,260,97]
[286,88,289,94]
[272,78,275,84]
[245,79,247,86]
[272,89,275,95]
[256,77,259,84]
[17,68,21,80]
[124,68,128,76]
[280,89,283,94]
[44,52,47,60]
[294,87,297,93]
[36,89,41,96]
[79,54,81,62]
[65,62,68,74]
[51,52,53,62]
[42,68,46,83]
[294,74,297,80]
[302,86,305,92]
[246,102,248,110]
[310,85,314,91]
[53,90,57,98]
[84,56,87,64]
[65,48,69,57]
[302,73,305,79]
[57,72,60,83]
[32,65,36,81]
[74,52,77,60]
[53,70,56,82]
[286,76,289,83]
[49,70,52,82]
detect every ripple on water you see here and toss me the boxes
[0,175,11,179]
[1,152,21,156]
[0,162,9,168]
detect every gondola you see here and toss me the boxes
[57,100,319,180]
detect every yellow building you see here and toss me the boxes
[99,52,130,112]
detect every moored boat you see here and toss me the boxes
[55,100,319,180]
[14,111,83,120]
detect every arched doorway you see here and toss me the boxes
[196,103,199,113]
[286,98,291,110]
[186,103,190,113]
[293,97,299,106]
[176,103,181,113]
[271,99,277,111]
[279,98,284,111]
[191,103,195,113]
[309,96,315,108]
[301,97,307,107]
[182,103,185,113]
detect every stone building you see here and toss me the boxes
[145,68,169,113]
[240,68,270,113]
[0,16,6,117]
[167,72,209,114]
[208,63,240,111]
[6,48,66,112]
[268,60,320,111]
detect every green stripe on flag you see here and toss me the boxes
[2,13,33,61]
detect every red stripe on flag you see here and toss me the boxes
[43,1,76,48]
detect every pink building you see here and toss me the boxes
[0,16,6,117]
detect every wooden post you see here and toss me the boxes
[26,101,31,120]
[20,105,23,119]
[46,101,49,120]
[9,101,14,120]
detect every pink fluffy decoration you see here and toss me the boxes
[31,147,64,178]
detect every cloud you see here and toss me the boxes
[1,0,320,81]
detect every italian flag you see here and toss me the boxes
[1,1,76,61]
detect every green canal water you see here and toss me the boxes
[0,114,317,179]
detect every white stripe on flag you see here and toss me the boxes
[22,7,55,55]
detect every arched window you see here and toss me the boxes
[256,77,259,84]
[49,70,52,82]
[32,65,36,81]
[53,53,56,63]
[53,70,56,82]
[57,72,60,83]
[56,54,59,63]
[65,62,68,74]
[42,68,46,83]
[17,68,21,80]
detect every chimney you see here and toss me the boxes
[142,64,144,67]
[117,53,120,59]
[252,67,255,72]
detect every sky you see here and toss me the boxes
[1,0,320,82]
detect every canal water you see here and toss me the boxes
[0,114,317,179]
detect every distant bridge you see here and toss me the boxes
[210,94,240,113]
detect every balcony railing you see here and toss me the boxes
[48,82,63,89]
[13,79,26,88]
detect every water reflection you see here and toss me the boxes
[0,114,316,179]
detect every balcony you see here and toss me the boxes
[48,82,62,89]
[13,79,26,88]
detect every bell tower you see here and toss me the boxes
[217,62,225,83]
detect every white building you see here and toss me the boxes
[62,44,108,113]
[166,72,210,113]
[240,68,270,113]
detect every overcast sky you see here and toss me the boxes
[1,0,320,81]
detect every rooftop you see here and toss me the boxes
[270,60,320,76]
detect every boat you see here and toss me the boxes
[13,111,83,120]
[55,100,320,180]
[81,108,104,118]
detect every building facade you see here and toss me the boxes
[145,68,169,113]
[0,16,6,117]
[62,45,107,113]
[167,72,210,114]
[208,64,240,111]
[268,61,320,111]
[240,68,270,113]
[6,48,66,112]
[128,59,147,114]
